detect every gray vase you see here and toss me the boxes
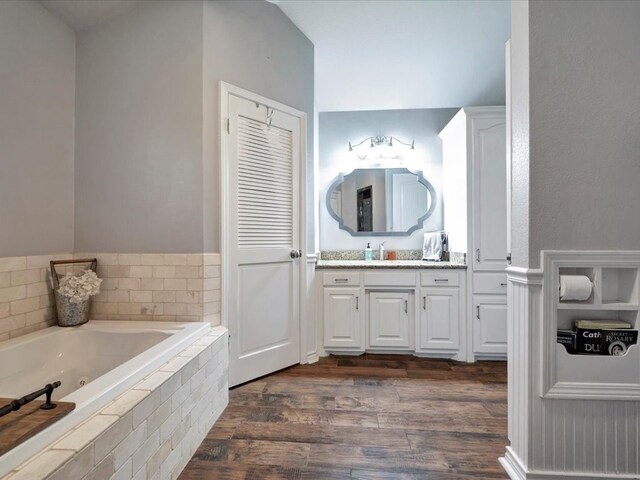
[55,291,91,327]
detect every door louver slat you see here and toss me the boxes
[237,115,293,249]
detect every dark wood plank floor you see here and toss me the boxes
[180,354,509,480]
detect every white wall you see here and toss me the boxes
[319,108,458,251]
[526,0,640,268]
[74,0,205,254]
[203,0,314,253]
[0,0,75,257]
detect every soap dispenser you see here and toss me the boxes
[364,243,373,261]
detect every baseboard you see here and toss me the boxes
[413,351,459,360]
[306,352,319,364]
[500,448,526,480]
[500,447,640,480]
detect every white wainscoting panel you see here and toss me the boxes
[503,257,640,479]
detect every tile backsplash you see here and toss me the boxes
[0,253,221,341]
[0,254,73,341]
[320,250,424,261]
[76,253,221,326]
[319,250,466,263]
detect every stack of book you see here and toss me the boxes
[557,319,638,356]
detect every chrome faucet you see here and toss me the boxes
[379,241,386,260]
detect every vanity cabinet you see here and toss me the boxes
[472,296,507,355]
[368,291,412,349]
[320,268,466,359]
[441,107,507,360]
[417,288,460,353]
[323,287,363,350]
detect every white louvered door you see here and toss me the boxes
[227,92,302,387]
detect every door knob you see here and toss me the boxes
[290,249,302,259]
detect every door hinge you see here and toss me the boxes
[226,118,230,134]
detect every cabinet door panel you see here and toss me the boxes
[323,288,362,349]
[418,288,460,351]
[473,296,507,355]
[368,292,411,348]
[472,118,507,271]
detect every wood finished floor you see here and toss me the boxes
[180,354,509,480]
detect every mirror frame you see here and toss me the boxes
[325,167,437,237]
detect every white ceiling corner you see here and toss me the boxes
[276,0,511,112]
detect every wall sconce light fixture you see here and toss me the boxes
[348,135,414,152]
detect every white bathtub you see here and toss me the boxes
[0,320,210,476]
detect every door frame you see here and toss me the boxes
[219,81,309,368]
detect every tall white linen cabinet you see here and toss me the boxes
[440,107,507,361]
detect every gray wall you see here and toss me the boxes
[524,0,640,268]
[74,0,205,253]
[203,0,314,253]
[319,108,458,251]
[0,0,75,257]
[74,0,314,254]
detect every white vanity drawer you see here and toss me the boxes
[473,273,508,294]
[420,271,460,287]
[323,272,361,286]
[364,271,416,287]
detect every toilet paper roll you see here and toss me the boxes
[559,275,593,301]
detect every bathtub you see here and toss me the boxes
[0,320,210,476]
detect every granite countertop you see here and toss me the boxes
[315,260,467,270]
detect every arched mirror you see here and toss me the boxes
[326,168,436,236]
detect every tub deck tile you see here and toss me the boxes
[160,355,192,373]
[53,414,118,452]
[93,412,133,463]
[132,390,161,429]
[48,443,94,480]
[6,449,74,480]
[102,390,149,417]
[134,371,174,392]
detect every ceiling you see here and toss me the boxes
[274,0,511,112]
[39,0,145,31]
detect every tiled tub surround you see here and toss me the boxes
[2,326,228,480]
[80,254,221,326]
[0,254,73,341]
[0,253,221,340]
